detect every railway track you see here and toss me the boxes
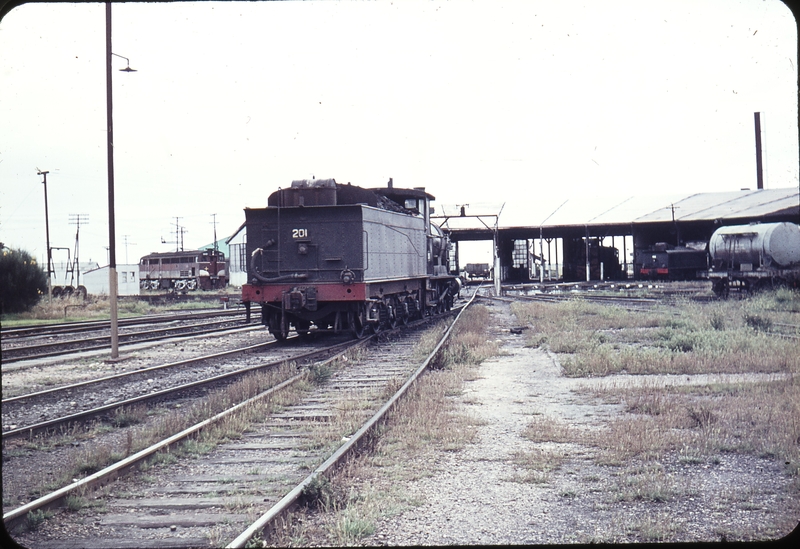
[1,308,245,339]
[4,297,475,548]
[1,314,253,364]
[1,335,354,440]
[491,290,800,339]
[494,290,662,313]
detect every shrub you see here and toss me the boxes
[0,246,47,313]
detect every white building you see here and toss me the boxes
[226,223,248,288]
[82,264,141,296]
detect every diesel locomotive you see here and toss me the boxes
[241,179,460,340]
[706,221,800,296]
[139,249,228,291]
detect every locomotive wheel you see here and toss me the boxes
[267,312,288,341]
[379,301,396,330]
[175,280,187,291]
[398,299,410,326]
[349,306,367,339]
[186,279,198,291]
[295,320,312,339]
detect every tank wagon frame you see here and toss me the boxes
[241,179,460,340]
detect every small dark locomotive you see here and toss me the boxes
[706,222,800,296]
[634,243,708,281]
[139,249,227,291]
[241,179,460,340]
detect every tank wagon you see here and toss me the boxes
[241,179,460,340]
[706,222,800,296]
[634,243,708,281]
[139,249,227,292]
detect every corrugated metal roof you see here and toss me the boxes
[488,187,798,229]
[634,188,799,223]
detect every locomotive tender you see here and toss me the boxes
[706,221,800,296]
[241,179,460,340]
[139,249,227,291]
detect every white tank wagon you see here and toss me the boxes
[707,222,800,296]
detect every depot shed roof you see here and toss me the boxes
[439,187,799,241]
[534,188,798,227]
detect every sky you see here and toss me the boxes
[1,0,797,270]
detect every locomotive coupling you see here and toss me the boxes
[282,286,318,312]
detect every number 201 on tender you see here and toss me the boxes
[292,229,308,238]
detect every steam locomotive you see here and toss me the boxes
[241,179,460,340]
[634,243,708,281]
[706,222,800,296]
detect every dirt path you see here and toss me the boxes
[362,299,798,544]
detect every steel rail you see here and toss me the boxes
[1,335,368,441]
[226,289,479,548]
[2,337,278,405]
[1,302,465,533]
[1,333,380,531]
[1,308,245,338]
[1,322,257,365]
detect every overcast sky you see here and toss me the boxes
[1,0,797,269]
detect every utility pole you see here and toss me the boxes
[667,204,680,246]
[754,112,764,190]
[171,217,184,251]
[37,169,53,300]
[210,213,218,253]
[69,213,89,288]
[123,235,136,264]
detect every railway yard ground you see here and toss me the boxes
[2,285,800,546]
[266,289,800,545]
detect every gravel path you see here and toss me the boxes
[345,299,798,545]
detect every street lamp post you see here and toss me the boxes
[106,2,135,359]
[37,169,53,300]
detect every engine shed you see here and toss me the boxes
[439,187,799,284]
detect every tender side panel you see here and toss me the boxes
[362,206,427,282]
